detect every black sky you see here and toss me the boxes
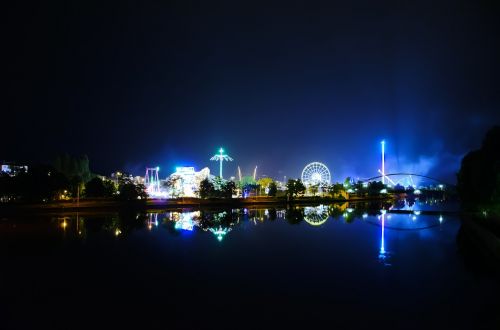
[4,0,500,182]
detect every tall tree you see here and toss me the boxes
[309,184,319,196]
[199,178,215,199]
[328,183,346,198]
[257,177,273,189]
[222,181,236,198]
[286,179,306,199]
[54,154,92,183]
[268,181,278,197]
[457,126,500,212]
[85,177,116,198]
[118,182,148,201]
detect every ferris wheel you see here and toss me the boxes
[301,162,331,186]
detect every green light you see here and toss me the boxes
[210,147,233,179]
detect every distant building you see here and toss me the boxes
[1,162,28,176]
[109,171,133,183]
[133,176,145,185]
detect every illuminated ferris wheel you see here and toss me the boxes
[301,162,331,186]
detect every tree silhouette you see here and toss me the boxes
[268,181,278,197]
[458,125,500,213]
[286,179,306,199]
[199,178,215,199]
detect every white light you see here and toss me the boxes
[301,162,331,187]
[381,140,385,185]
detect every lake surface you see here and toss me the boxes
[1,200,499,329]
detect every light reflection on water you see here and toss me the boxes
[2,199,499,329]
[391,196,459,212]
[2,200,453,267]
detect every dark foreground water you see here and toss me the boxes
[1,201,499,329]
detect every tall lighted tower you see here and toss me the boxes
[210,147,233,179]
[381,140,386,184]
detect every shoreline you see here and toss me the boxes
[0,195,465,217]
[0,195,392,215]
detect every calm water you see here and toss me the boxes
[1,201,499,329]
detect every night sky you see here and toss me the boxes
[5,0,500,183]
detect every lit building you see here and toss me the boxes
[167,166,211,197]
[1,162,28,176]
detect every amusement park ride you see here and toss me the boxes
[237,165,258,181]
[144,167,160,195]
[142,140,449,199]
[363,139,451,188]
[210,147,233,179]
[301,162,331,187]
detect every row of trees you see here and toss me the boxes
[238,177,277,197]
[285,179,392,200]
[84,177,147,201]
[197,177,279,199]
[0,155,148,203]
[195,176,390,200]
[199,178,236,198]
[0,165,70,202]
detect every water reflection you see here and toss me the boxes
[391,196,458,212]
[2,200,497,329]
[378,210,391,266]
[147,213,159,230]
[48,202,449,240]
[304,205,329,226]
[171,211,198,231]
[2,200,455,265]
[209,226,231,241]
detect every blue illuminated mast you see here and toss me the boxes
[210,147,233,179]
[381,140,386,184]
[378,140,396,185]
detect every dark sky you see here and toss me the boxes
[5,0,500,183]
